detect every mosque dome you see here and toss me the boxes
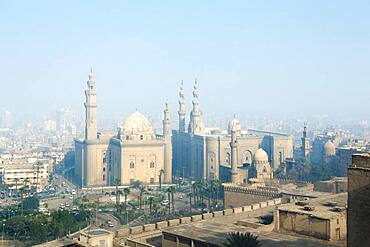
[121,111,154,140]
[228,117,241,134]
[324,140,336,156]
[254,148,268,163]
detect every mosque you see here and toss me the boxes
[74,70,294,188]
[74,70,172,187]
[172,81,293,184]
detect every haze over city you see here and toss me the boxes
[1,2,370,247]
[1,0,370,122]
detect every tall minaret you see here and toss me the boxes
[188,79,205,135]
[178,81,186,132]
[230,126,239,183]
[301,124,310,159]
[163,100,172,183]
[85,68,97,140]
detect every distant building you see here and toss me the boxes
[172,81,293,182]
[348,153,370,247]
[0,160,51,192]
[74,70,172,187]
[2,110,12,128]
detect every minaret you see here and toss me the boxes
[178,81,186,132]
[188,79,205,135]
[85,68,97,140]
[301,124,310,159]
[163,100,172,183]
[230,127,239,183]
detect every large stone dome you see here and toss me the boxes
[324,140,336,156]
[254,148,268,163]
[228,117,241,134]
[121,111,154,140]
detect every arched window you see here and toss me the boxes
[150,161,155,168]
[225,153,231,165]
[140,135,144,140]
[130,161,135,169]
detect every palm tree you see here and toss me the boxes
[123,187,130,225]
[148,196,154,216]
[169,186,176,215]
[114,178,121,211]
[224,232,261,247]
[19,187,25,216]
[14,178,19,197]
[34,161,42,192]
[139,186,146,211]
[166,187,171,216]
[159,169,165,190]
[187,192,193,215]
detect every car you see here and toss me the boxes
[108,223,114,228]
[106,220,112,224]
[65,204,70,207]
[69,196,73,200]
[161,200,169,206]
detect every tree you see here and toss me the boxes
[114,179,121,212]
[148,196,154,216]
[224,232,261,247]
[139,186,146,211]
[34,161,42,192]
[187,192,193,215]
[123,187,131,224]
[159,169,165,190]
[19,187,25,216]
[169,186,175,215]
[166,187,171,216]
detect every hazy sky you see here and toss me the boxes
[1,1,370,121]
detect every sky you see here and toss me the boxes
[1,0,370,123]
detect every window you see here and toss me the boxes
[103,175,106,181]
[140,135,144,140]
[130,162,135,169]
[103,167,105,172]
[141,159,144,163]
[150,161,155,168]
[150,178,154,184]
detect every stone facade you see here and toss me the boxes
[348,153,370,247]
[75,71,172,187]
[172,82,293,182]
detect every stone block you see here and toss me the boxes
[168,219,180,227]
[274,198,282,205]
[251,203,260,210]
[233,207,243,214]
[202,213,213,220]
[213,211,224,217]
[143,223,156,232]
[130,226,143,235]
[156,221,169,230]
[191,214,202,222]
[223,208,233,216]
[116,228,130,237]
[259,201,268,208]
[180,217,191,224]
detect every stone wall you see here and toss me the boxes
[121,198,283,244]
[348,164,370,247]
[224,185,280,208]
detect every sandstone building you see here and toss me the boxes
[172,81,293,182]
[348,153,370,247]
[74,70,172,187]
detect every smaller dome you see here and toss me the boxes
[324,140,336,156]
[121,111,154,140]
[254,148,268,163]
[228,118,241,134]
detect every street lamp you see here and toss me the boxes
[2,219,6,247]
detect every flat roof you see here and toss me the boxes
[277,193,347,220]
[163,204,336,247]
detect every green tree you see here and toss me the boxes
[187,192,193,215]
[148,196,154,216]
[159,169,165,190]
[139,186,146,211]
[224,232,261,247]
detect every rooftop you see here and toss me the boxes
[163,203,337,247]
[277,193,347,220]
